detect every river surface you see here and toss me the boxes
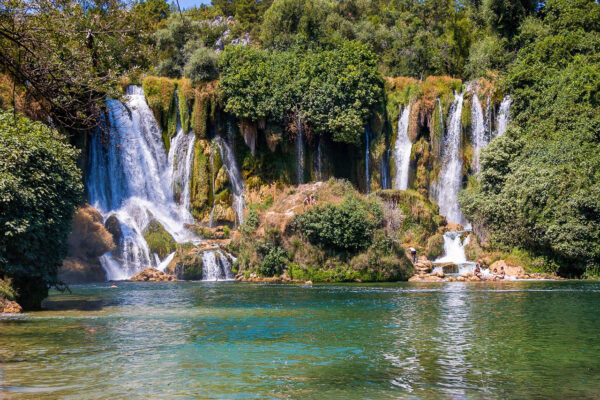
[1,281,600,399]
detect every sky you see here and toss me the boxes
[175,0,212,9]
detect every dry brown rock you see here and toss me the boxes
[1,300,22,313]
[130,267,177,282]
[489,260,525,276]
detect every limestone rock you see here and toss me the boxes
[489,260,525,276]
[1,300,22,313]
[130,267,177,282]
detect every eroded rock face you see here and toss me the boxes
[58,204,115,284]
[130,267,177,282]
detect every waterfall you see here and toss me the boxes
[470,93,487,173]
[392,104,412,190]
[296,114,304,184]
[202,250,234,281]
[496,96,512,137]
[169,125,196,209]
[365,127,370,194]
[435,231,469,264]
[380,149,390,189]
[87,85,197,280]
[216,136,245,226]
[208,142,217,228]
[433,92,467,226]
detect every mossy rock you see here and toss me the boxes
[142,219,176,259]
[426,233,444,260]
[174,251,204,280]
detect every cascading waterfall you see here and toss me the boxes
[496,96,512,137]
[365,127,370,194]
[216,135,245,226]
[169,125,196,210]
[393,104,412,190]
[433,91,468,226]
[208,142,217,228]
[470,93,487,173]
[201,250,234,281]
[88,85,198,280]
[296,114,304,184]
[433,231,478,276]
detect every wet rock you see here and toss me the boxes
[130,267,177,282]
[436,262,458,274]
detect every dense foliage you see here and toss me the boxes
[219,41,383,145]
[459,0,600,277]
[293,194,383,253]
[0,111,82,309]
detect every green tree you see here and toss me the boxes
[0,111,83,309]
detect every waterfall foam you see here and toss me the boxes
[433,92,468,226]
[392,105,411,190]
[496,96,512,137]
[216,136,245,226]
[88,85,197,279]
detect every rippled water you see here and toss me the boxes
[2,281,600,399]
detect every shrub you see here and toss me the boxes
[0,111,82,309]
[426,234,444,260]
[258,243,287,277]
[184,46,219,84]
[293,194,383,254]
[241,208,260,234]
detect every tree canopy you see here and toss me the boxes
[0,111,83,309]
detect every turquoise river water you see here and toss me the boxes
[1,281,600,399]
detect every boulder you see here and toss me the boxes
[59,204,114,284]
[1,300,22,313]
[435,263,457,274]
[489,260,525,276]
[130,267,177,282]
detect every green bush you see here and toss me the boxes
[241,208,260,234]
[184,46,219,84]
[0,111,83,309]
[293,194,383,254]
[0,278,16,301]
[257,243,287,277]
[426,234,444,260]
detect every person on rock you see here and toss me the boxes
[409,247,417,263]
[474,264,483,279]
[499,266,506,280]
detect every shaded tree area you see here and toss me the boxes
[459,0,600,277]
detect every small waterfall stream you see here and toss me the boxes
[296,114,304,184]
[393,104,412,190]
[496,96,512,137]
[433,92,467,226]
[470,93,487,173]
[216,135,245,226]
[202,250,234,281]
[88,85,197,279]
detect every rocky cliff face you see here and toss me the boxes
[58,204,114,283]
